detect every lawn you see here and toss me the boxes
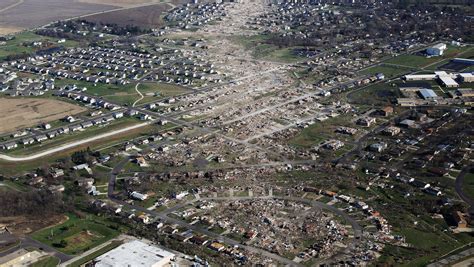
[359,64,413,79]
[31,214,120,255]
[289,115,357,148]
[30,256,60,267]
[462,173,474,201]
[347,82,401,106]
[384,45,474,68]
[0,31,78,60]
[54,79,190,106]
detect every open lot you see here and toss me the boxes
[83,2,176,29]
[0,97,87,133]
[385,45,474,68]
[78,0,159,8]
[31,214,120,255]
[0,0,116,34]
[0,31,78,60]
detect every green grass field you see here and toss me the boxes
[462,173,474,201]
[31,214,120,255]
[0,32,78,60]
[55,79,190,106]
[385,45,474,68]
[30,256,60,267]
[359,64,413,79]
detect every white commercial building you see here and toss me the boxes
[426,43,447,56]
[95,240,176,267]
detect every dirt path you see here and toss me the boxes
[132,83,144,107]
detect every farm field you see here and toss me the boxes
[0,97,87,133]
[83,2,180,29]
[0,0,115,34]
[78,0,159,8]
[31,214,120,255]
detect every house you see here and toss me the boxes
[139,114,150,120]
[21,138,35,145]
[35,135,48,142]
[113,112,124,119]
[208,242,225,252]
[51,168,65,178]
[69,125,82,132]
[46,132,56,139]
[190,235,209,246]
[48,184,65,193]
[357,117,376,127]
[399,119,417,128]
[369,142,387,153]
[453,211,469,229]
[81,121,93,128]
[73,163,89,171]
[2,142,17,150]
[382,126,401,136]
[64,116,76,123]
[379,106,394,116]
[58,127,70,134]
[42,123,52,130]
[134,156,148,167]
[130,191,148,201]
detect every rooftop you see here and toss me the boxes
[95,240,175,267]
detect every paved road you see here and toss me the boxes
[0,122,152,162]
[0,233,72,263]
[455,166,474,212]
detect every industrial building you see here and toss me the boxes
[459,73,474,83]
[452,58,474,65]
[438,76,459,88]
[94,240,176,267]
[418,89,438,100]
[426,43,447,56]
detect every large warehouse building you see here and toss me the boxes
[94,240,176,267]
[426,43,447,56]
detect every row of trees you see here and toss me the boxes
[0,190,65,217]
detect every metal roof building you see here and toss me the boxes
[418,89,438,99]
[95,240,176,267]
[438,76,459,88]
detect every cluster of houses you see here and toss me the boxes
[165,3,227,29]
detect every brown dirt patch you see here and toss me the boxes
[0,98,87,133]
[0,214,67,236]
[77,0,159,8]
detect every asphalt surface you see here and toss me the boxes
[455,166,474,213]
[0,233,72,263]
